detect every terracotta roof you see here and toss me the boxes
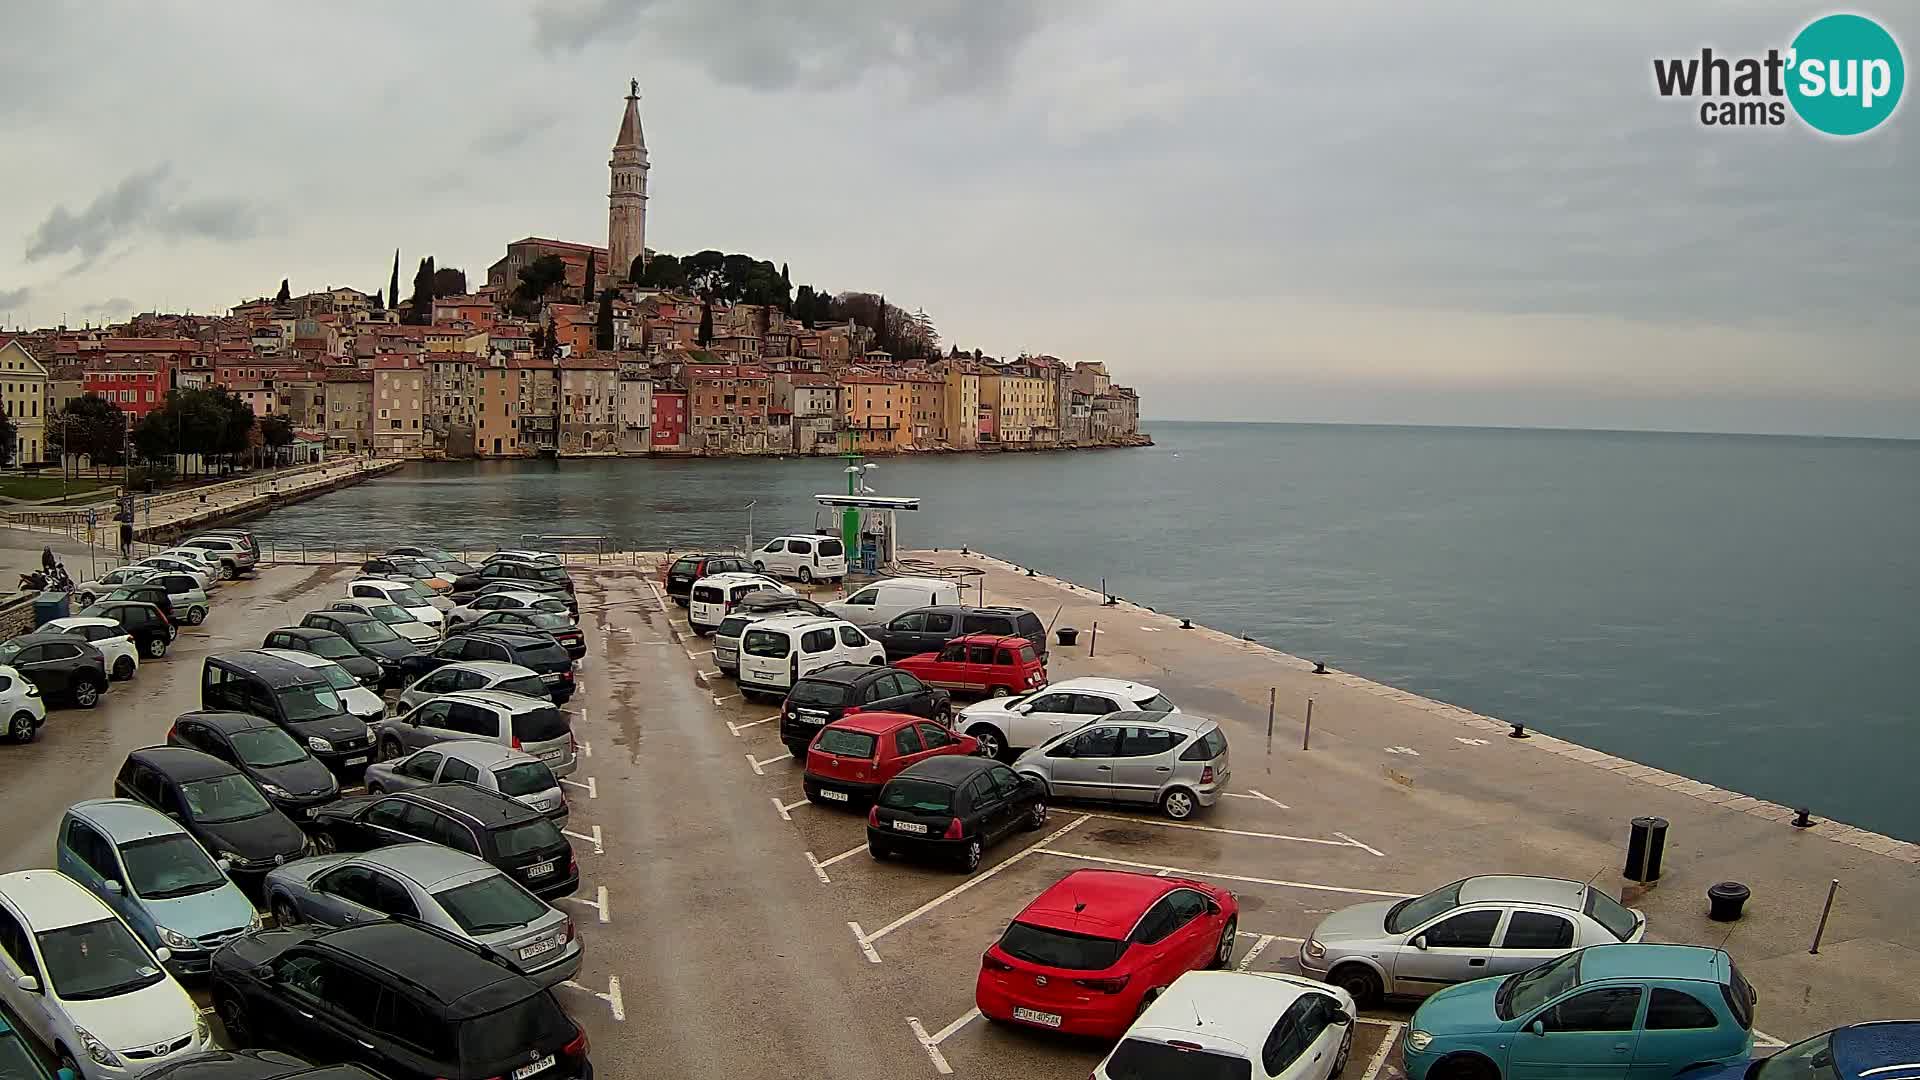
[371,356,418,371]
[559,355,618,370]
[322,369,372,383]
[506,237,609,256]
[103,338,197,352]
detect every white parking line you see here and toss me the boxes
[559,776,597,799]
[557,885,611,923]
[713,693,741,704]
[815,843,865,869]
[727,715,779,737]
[1082,812,1358,850]
[1360,1019,1405,1080]
[1246,787,1290,810]
[698,669,723,679]
[558,976,625,1022]
[1237,934,1277,971]
[1334,831,1386,858]
[1755,1030,1788,1049]
[579,739,592,758]
[562,824,604,854]
[1035,849,1417,899]
[907,1016,957,1075]
[746,752,791,775]
[802,843,866,885]
[687,648,714,659]
[847,920,883,963]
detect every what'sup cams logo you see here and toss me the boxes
[1654,13,1904,134]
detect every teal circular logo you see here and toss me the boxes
[1787,14,1905,135]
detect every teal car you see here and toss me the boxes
[1,998,75,1080]
[1404,943,1755,1080]
[55,799,260,977]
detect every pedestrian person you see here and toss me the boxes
[41,546,56,573]
[119,518,133,559]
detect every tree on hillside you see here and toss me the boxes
[794,285,817,328]
[405,257,437,323]
[698,296,713,346]
[388,249,401,311]
[595,292,616,351]
[431,266,467,297]
[635,252,686,290]
[509,255,569,317]
[275,279,290,304]
[829,291,939,359]
[582,254,597,307]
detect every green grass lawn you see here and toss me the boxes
[0,474,119,501]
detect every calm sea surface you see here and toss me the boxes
[255,423,1920,840]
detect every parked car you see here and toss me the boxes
[208,920,593,1080]
[376,690,576,778]
[0,633,109,708]
[327,599,438,647]
[384,544,455,562]
[805,712,978,807]
[0,869,210,1078]
[867,755,1049,871]
[166,711,341,820]
[344,577,450,621]
[1015,711,1229,820]
[1402,944,1755,1080]
[260,627,382,688]
[394,660,554,712]
[465,609,585,660]
[306,784,578,900]
[452,561,573,602]
[39,617,139,682]
[0,998,67,1080]
[395,630,575,704]
[894,634,1048,699]
[132,556,213,592]
[1093,971,1354,1080]
[1687,1021,1920,1080]
[72,565,160,609]
[56,800,260,976]
[445,589,570,630]
[172,535,256,579]
[196,529,259,556]
[1301,875,1649,1006]
[127,572,211,627]
[152,548,226,585]
[365,741,568,825]
[0,666,47,743]
[713,594,831,674]
[736,614,885,701]
[688,572,791,635]
[749,534,848,584]
[663,552,751,606]
[778,663,951,757]
[976,868,1241,1038]
[359,556,451,595]
[80,599,175,659]
[257,649,386,724]
[262,843,581,987]
[874,604,1050,662]
[958,677,1180,761]
[825,576,964,627]
[483,550,561,566]
[94,581,179,624]
[113,747,310,877]
[201,652,376,776]
[297,611,419,687]
[146,1050,387,1078]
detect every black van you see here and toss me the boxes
[202,651,376,776]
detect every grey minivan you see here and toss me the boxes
[1012,710,1229,820]
[365,740,568,826]
[374,690,576,778]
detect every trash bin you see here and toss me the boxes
[1624,816,1668,882]
[1056,627,1079,647]
[1707,881,1750,922]
[33,590,71,627]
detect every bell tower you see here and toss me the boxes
[608,79,649,283]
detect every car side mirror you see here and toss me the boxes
[154,946,173,963]
[1411,934,1428,950]
[1529,1019,1546,1036]
[1205,897,1222,915]
[13,974,39,994]
[103,879,123,894]
[251,963,275,983]
[1331,1009,1353,1026]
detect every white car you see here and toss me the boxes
[735,613,885,699]
[258,648,387,724]
[173,535,255,579]
[0,664,48,743]
[750,535,848,584]
[957,676,1180,760]
[447,589,570,630]
[484,549,562,566]
[326,599,440,646]
[824,576,963,627]
[688,572,791,634]
[131,557,212,591]
[1094,971,1354,1080]
[0,869,210,1078]
[152,549,225,587]
[40,617,140,682]
[73,567,161,608]
[344,578,449,627]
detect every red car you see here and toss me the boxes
[804,711,980,806]
[895,634,1046,698]
[976,869,1239,1039]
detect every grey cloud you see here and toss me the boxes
[0,286,29,309]
[24,165,261,267]
[471,112,559,155]
[81,296,133,316]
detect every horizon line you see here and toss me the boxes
[1137,417,1920,443]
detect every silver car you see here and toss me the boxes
[1298,875,1649,1005]
[1013,710,1229,820]
[262,843,581,987]
[329,599,439,646]
[365,739,569,826]
[376,689,577,778]
[394,660,553,712]
[446,589,571,630]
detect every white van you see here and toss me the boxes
[688,572,792,634]
[735,613,885,699]
[751,535,848,584]
[826,576,965,627]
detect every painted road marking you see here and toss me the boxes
[1456,737,1490,746]
[559,776,597,799]
[1385,745,1421,756]
[804,843,866,884]
[1036,849,1417,899]
[558,977,625,1022]
[687,648,714,659]
[1360,1019,1406,1080]
[713,693,742,704]
[770,796,809,822]
[1238,934,1277,971]
[558,885,611,923]
[579,739,593,758]
[728,714,780,737]
[847,920,883,963]
[1334,831,1387,858]
[698,668,723,680]
[908,1007,984,1075]
[1246,787,1290,809]
[746,752,791,776]
[1081,811,1356,849]
[562,825,604,854]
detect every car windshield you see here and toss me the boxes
[1584,889,1642,941]
[276,684,344,721]
[816,729,877,757]
[309,665,358,692]
[788,680,850,707]
[181,774,275,823]
[878,779,953,814]
[305,636,357,660]
[518,611,571,630]
[434,875,549,935]
[495,675,552,699]
[494,819,564,859]
[511,707,570,743]
[229,727,309,768]
[120,834,228,899]
[742,629,788,657]
[1497,948,1582,1019]
[458,996,574,1069]
[1386,879,1464,933]
[1134,692,1175,712]
[1756,1032,1838,1080]
[534,566,567,581]
[716,616,753,638]
[531,598,568,613]
[494,761,557,797]
[998,921,1129,970]
[343,619,401,644]
[1104,1039,1253,1080]
[365,604,415,626]
[388,587,430,607]
[35,919,166,1001]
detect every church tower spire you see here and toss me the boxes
[608,79,649,283]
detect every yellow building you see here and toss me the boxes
[0,340,50,464]
[986,370,1052,445]
[936,365,980,449]
[474,361,527,457]
[840,375,909,452]
[371,356,426,457]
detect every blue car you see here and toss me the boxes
[55,799,260,977]
[1690,1020,1920,1080]
[1404,943,1755,1080]
[0,998,75,1080]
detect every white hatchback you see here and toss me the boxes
[735,614,885,699]
[688,572,791,634]
[750,535,848,584]
[39,618,140,682]
[344,578,450,625]
[958,676,1180,759]
[0,665,48,743]
[0,869,209,1078]
[1093,971,1354,1080]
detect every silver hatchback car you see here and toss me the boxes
[1298,874,1648,1005]
[365,739,569,826]
[261,843,581,987]
[1012,710,1229,820]
[394,660,554,712]
[376,689,577,778]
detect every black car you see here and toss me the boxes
[453,561,574,599]
[114,746,310,875]
[147,1049,387,1079]
[307,784,578,899]
[203,652,376,776]
[465,609,585,659]
[428,558,476,578]
[397,629,575,703]
[82,599,176,658]
[0,632,109,707]
[209,921,592,1080]
[97,581,178,624]
[779,663,951,758]
[663,553,750,606]
[875,605,1050,662]
[169,711,341,820]
[867,755,1048,872]
[299,610,419,687]
[262,626,382,687]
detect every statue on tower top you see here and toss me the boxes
[630,78,639,98]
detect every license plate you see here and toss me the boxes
[539,749,563,762]
[345,756,368,766]
[1013,1007,1063,1028]
[541,673,561,683]
[513,1056,555,1079]
[519,937,560,960]
[820,789,849,802]
[892,820,928,834]
[526,860,557,878]
[799,710,827,724]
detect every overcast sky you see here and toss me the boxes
[3,1,1916,436]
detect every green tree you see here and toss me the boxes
[583,254,597,306]
[50,394,127,475]
[794,285,817,328]
[595,291,616,350]
[406,257,436,323]
[0,410,15,467]
[388,249,401,310]
[259,415,294,466]
[510,255,569,316]
[431,266,467,296]
[275,279,290,303]
[636,252,685,290]
[698,297,713,346]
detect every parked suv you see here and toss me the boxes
[166,711,341,820]
[713,593,831,674]
[779,663,950,758]
[306,784,578,900]
[376,690,576,778]
[208,920,593,1080]
[959,676,1179,761]
[297,611,419,687]
[1014,711,1229,820]
[0,633,109,708]
[688,572,789,635]
[396,630,575,704]
[39,617,139,682]
[663,553,750,606]
[365,741,567,826]
[750,534,847,584]
[876,605,1049,662]
[452,561,574,601]
[175,535,256,579]
[0,666,47,744]
[201,652,376,776]
[395,661,553,711]
[82,598,175,659]
[464,609,585,660]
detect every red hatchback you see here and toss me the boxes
[975,869,1239,1039]
[895,634,1047,698]
[804,711,980,806]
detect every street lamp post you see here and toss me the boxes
[745,500,756,553]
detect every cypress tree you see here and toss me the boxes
[595,291,616,350]
[698,297,713,346]
[275,279,290,303]
[583,254,597,306]
[388,249,400,310]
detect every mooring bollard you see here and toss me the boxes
[1265,687,1276,748]
[1810,878,1840,954]
[1303,698,1314,750]
[1088,621,1098,657]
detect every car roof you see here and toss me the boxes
[1081,710,1214,735]
[272,626,338,641]
[258,648,345,671]
[1129,971,1333,1054]
[745,613,845,632]
[177,710,278,734]
[314,609,378,624]
[430,740,527,769]
[1020,869,1182,939]
[441,689,551,712]
[351,842,497,889]
[1832,1022,1920,1080]
[129,744,242,780]
[869,576,952,588]
[8,631,88,646]
[307,921,536,1015]
[462,627,554,646]
[469,589,552,603]
[68,797,188,842]
[401,783,545,828]
[895,755,994,785]
[44,617,122,632]
[210,649,329,682]
[971,605,1037,618]
[0,869,116,930]
[346,578,407,590]
[440,660,539,680]
[695,571,782,587]
[1458,875,1591,910]
[947,633,1030,648]
[795,664,885,687]
[831,710,925,735]
[1577,943,1728,984]
[1046,676,1165,699]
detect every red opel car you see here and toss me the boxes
[804,711,980,806]
[976,869,1239,1038]
[894,634,1047,698]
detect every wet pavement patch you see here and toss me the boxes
[1085,825,1156,846]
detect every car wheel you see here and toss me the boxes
[272,896,302,927]
[8,712,36,743]
[1432,1055,1500,1080]
[1210,916,1237,969]
[310,832,336,855]
[379,736,404,762]
[798,567,813,584]
[1330,963,1383,1008]
[968,725,1009,762]
[145,636,168,659]
[73,679,101,709]
[1024,800,1047,830]
[936,702,952,725]
[1160,786,1197,820]
[987,684,1012,698]
[959,837,983,873]
[74,592,93,608]
[112,656,136,680]
[1332,1025,1354,1077]
[220,563,236,581]
[187,606,206,626]
[752,561,765,572]
[215,995,252,1046]
[1136,987,1164,1016]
